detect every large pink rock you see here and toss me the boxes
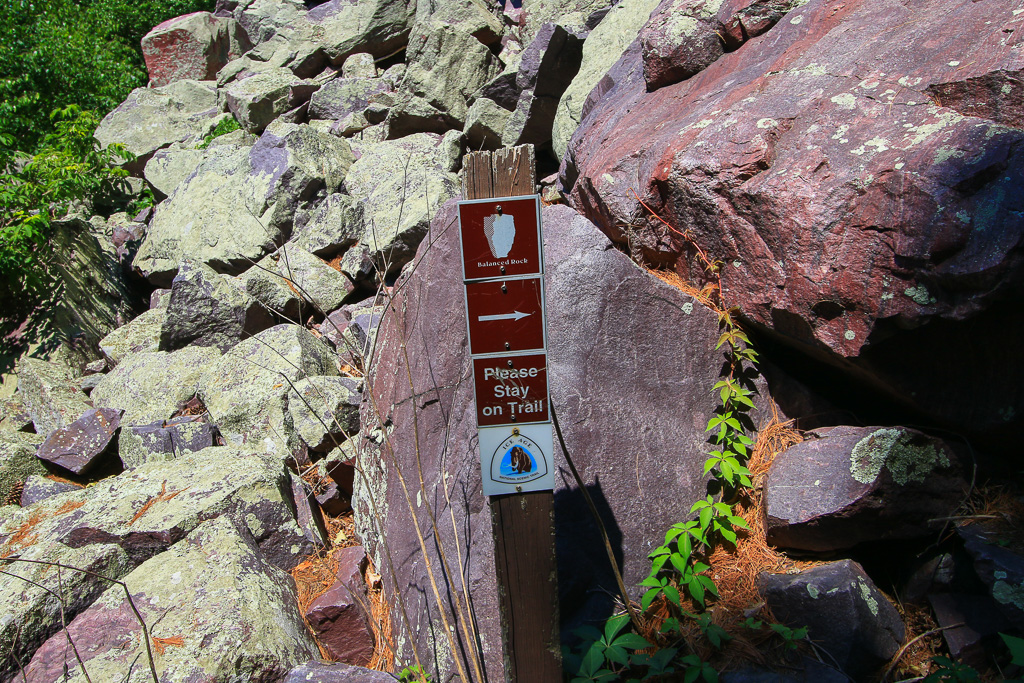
[563,0,1024,446]
[142,12,252,87]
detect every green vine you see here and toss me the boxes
[565,304,762,682]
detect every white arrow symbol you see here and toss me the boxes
[478,311,532,322]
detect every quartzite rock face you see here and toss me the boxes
[134,123,354,286]
[764,426,966,551]
[160,259,275,352]
[354,202,725,680]
[142,11,252,87]
[37,408,123,476]
[563,0,1024,446]
[21,515,317,683]
[758,559,905,680]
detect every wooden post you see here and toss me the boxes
[462,145,562,683]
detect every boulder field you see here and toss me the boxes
[1,0,1021,680]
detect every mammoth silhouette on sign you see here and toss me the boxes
[509,446,532,474]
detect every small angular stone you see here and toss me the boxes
[37,408,123,475]
[20,474,82,507]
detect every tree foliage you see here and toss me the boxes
[0,0,215,157]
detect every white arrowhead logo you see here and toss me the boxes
[478,311,532,322]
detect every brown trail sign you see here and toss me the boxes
[461,145,561,682]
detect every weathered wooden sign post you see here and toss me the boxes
[460,145,561,682]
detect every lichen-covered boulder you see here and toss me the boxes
[94,80,224,167]
[199,324,338,456]
[142,11,253,87]
[15,357,92,435]
[98,307,167,367]
[160,259,275,352]
[758,560,906,680]
[551,0,660,159]
[118,415,220,469]
[240,245,356,321]
[21,515,317,682]
[37,408,123,476]
[308,77,393,120]
[401,21,502,126]
[224,68,319,133]
[287,376,361,452]
[91,345,222,425]
[765,426,966,551]
[0,432,46,503]
[134,123,354,286]
[290,193,365,258]
[344,132,461,275]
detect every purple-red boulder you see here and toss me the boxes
[142,12,252,87]
[37,408,123,475]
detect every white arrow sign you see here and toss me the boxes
[478,311,532,322]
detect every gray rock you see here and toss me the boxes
[499,23,584,147]
[118,415,220,469]
[198,324,338,456]
[354,203,725,679]
[464,98,511,150]
[0,396,33,432]
[134,123,354,286]
[342,53,378,78]
[94,80,224,166]
[15,357,92,435]
[401,21,502,126]
[37,408,123,476]
[288,376,362,452]
[143,146,214,200]
[344,132,461,275]
[20,474,82,507]
[764,426,966,552]
[161,258,275,352]
[308,77,393,119]
[91,345,222,425]
[283,661,396,683]
[241,245,356,321]
[224,68,320,133]
[142,11,252,87]
[758,560,905,680]
[21,515,318,682]
[0,432,46,504]
[551,0,661,159]
[291,193,365,258]
[98,307,167,367]
[959,523,1024,627]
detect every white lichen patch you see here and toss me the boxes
[858,579,879,616]
[850,428,950,485]
[904,285,937,305]
[830,93,857,109]
[994,580,1024,609]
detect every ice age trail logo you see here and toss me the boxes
[490,432,547,484]
[483,209,516,259]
